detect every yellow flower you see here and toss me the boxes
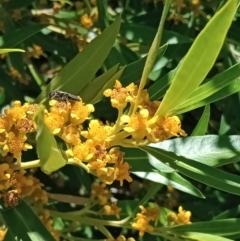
[139,204,160,225]
[70,101,94,125]
[5,101,29,122]
[44,112,64,135]
[172,0,186,12]
[90,182,112,205]
[81,120,112,146]
[0,163,11,191]
[0,115,11,133]
[80,14,94,28]
[132,214,154,237]
[72,143,93,162]
[104,80,130,110]
[15,119,37,134]
[103,202,122,219]
[148,115,186,143]
[122,109,151,142]
[32,45,44,58]
[115,158,132,186]
[168,13,186,24]
[27,104,39,120]
[97,167,117,185]
[167,206,192,225]
[61,124,80,145]
[49,99,71,123]
[1,132,32,158]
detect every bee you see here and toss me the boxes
[49,90,81,102]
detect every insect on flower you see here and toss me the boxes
[49,90,81,102]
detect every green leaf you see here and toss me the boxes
[35,106,67,174]
[80,64,119,103]
[174,63,240,113]
[156,0,237,116]
[141,146,240,196]
[213,205,240,220]
[123,147,204,198]
[133,171,204,198]
[149,135,240,167]
[170,218,240,237]
[175,80,240,114]
[0,48,25,53]
[179,233,233,241]
[96,0,109,30]
[134,0,171,112]
[35,16,121,104]
[0,25,48,48]
[1,200,56,241]
[191,105,210,136]
[148,67,177,100]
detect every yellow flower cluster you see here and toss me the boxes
[44,98,132,186]
[104,80,186,145]
[132,204,160,237]
[80,12,98,29]
[10,68,31,85]
[167,206,192,225]
[168,0,201,24]
[0,163,48,207]
[90,182,122,219]
[0,101,38,158]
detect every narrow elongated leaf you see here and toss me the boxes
[80,64,119,102]
[0,48,24,53]
[133,171,204,198]
[35,106,67,174]
[176,63,240,111]
[156,0,237,116]
[0,25,48,48]
[170,218,240,237]
[191,105,210,136]
[2,200,56,241]
[150,135,240,167]
[213,205,240,220]
[180,233,233,241]
[175,80,240,114]
[141,146,240,195]
[96,0,109,30]
[123,148,204,198]
[149,67,177,100]
[35,16,121,104]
